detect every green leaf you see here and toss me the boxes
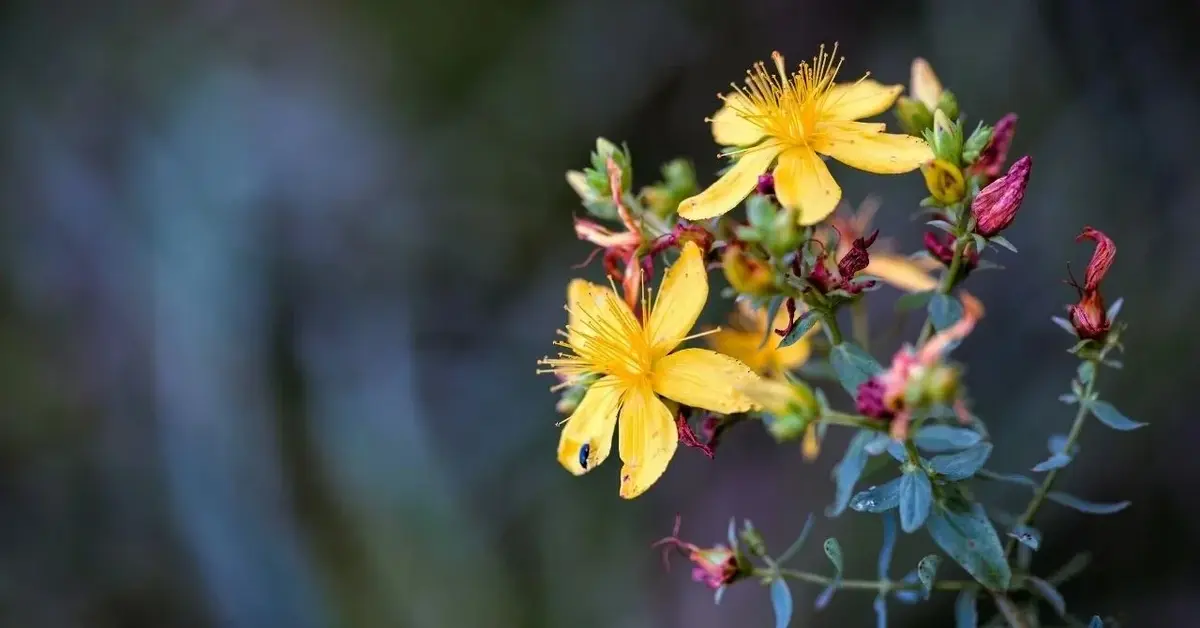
[1047,492,1131,515]
[829,342,883,395]
[1058,393,1078,405]
[929,442,994,481]
[746,194,777,229]
[1077,361,1096,386]
[1106,297,1124,321]
[827,430,874,516]
[873,595,888,628]
[1007,524,1041,551]
[914,425,982,452]
[1088,400,1147,431]
[927,219,955,234]
[928,293,964,331]
[713,585,726,605]
[734,225,762,242]
[926,502,1012,590]
[583,199,618,220]
[976,469,1037,487]
[895,290,935,313]
[917,554,941,600]
[877,513,897,578]
[1050,316,1078,336]
[777,311,819,349]
[814,538,844,610]
[1027,576,1066,617]
[776,514,816,564]
[989,235,1018,253]
[1031,453,1072,472]
[727,517,737,547]
[758,296,786,350]
[770,578,793,628]
[954,588,979,627]
[899,470,933,533]
[850,477,904,513]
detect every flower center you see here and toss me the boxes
[538,287,653,386]
[727,44,846,149]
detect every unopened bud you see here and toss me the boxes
[566,170,598,202]
[592,137,633,195]
[756,173,775,196]
[971,155,1032,237]
[926,365,960,404]
[969,114,1018,180]
[931,110,962,164]
[894,96,934,136]
[1069,290,1110,341]
[738,523,768,558]
[767,205,800,255]
[921,159,966,204]
[910,58,943,111]
[722,245,774,295]
[662,158,697,192]
[936,89,960,120]
[765,412,809,443]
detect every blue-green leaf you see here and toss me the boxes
[990,235,1018,253]
[914,425,982,452]
[814,538,844,610]
[851,477,904,513]
[1088,400,1147,431]
[877,513,897,578]
[1007,524,1041,551]
[1047,492,1131,515]
[1027,576,1066,617]
[1050,316,1077,336]
[976,469,1037,487]
[1088,616,1104,627]
[927,502,1012,590]
[778,311,819,349]
[1058,393,1078,404]
[1032,453,1072,472]
[917,554,941,600]
[929,293,964,331]
[770,578,793,628]
[873,595,888,628]
[1077,361,1095,386]
[954,588,978,627]
[927,219,955,234]
[714,585,726,605]
[929,442,993,481]
[864,433,893,456]
[727,517,738,548]
[827,430,874,516]
[829,343,883,395]
[896,290,934,313]
[746,194,776,229]
[776,514,816,564]
[759,296,786,350]
[1106,297,1124,321]
[899,470,933,533]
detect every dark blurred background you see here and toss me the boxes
[1,1,1198,626]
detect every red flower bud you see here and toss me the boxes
[970,113,1018,180]
[1076,226,1115,292]
[756,173,775,196]
[855,376,895,420]
[1068,290,1110,341]
[1065,226,1116,341]
[971,155,1031,238]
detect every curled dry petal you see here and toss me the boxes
[1076,226,1115,292]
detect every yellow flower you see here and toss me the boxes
[678,45,934,226]
[538,242,760,499]
[707,301,824,459]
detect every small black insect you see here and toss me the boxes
[579,443,592,470]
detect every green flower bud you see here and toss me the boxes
[926,365,961,405]
[766,412,810,443]
[766,206,801,256]
[894,96,934,136]
[930,110,964,165]
[936,89,960,120]
[962,122,995,165]
[591,137,633,195]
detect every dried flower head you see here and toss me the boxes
[1066,226,1116,341]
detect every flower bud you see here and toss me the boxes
[971,155,1031,237]
[565,170,598,202]
[767,205,800,255]
[925,364,960,405]
[662,158,697,193]
[931,110,963,164]
[894,96,934,136]
[756,172,775,196]
[855,376,895,420]
[592,137,633,195]
[936,89,960,120]
[765,412,809,443]
[721,245,773,295]
[1068,290,1109,341]
[910,57,943,111]
[921,159,966,204]
[969,113,1018,180]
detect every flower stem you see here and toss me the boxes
[917,235,969,345]
[851,300,870,350]
[822,310,844,345]
[1003,358,1099,559]
[822,410,890,432]
[770,568,971,592]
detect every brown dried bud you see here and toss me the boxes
[971,155,1031,238]
[1066,226,1116,341]
[1069,290,1110,341]
[1077,226,1115,292]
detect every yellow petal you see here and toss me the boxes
[646,241,707,355]
[557,377,625,475]
[863,255,938,292]
[911,57,942,111]
[773,148,842,226]
[772,334,812,371]
[617,384,678,499]
[710,93,764,146]
[678,142,783,220]
[706,328,770,374]
[652,348,759,414]
[736,377,795,415]
[823,80,904,121]
[566,279,640,356]
[802,424,821,461]
[816,124,934,174]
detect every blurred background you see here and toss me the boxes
[1,0,1198,626]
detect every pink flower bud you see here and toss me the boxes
[756,173,775,196]
[971,155,1031,238]
[971,113,1018,180]
[1076,226,1115,292]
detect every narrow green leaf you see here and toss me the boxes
[776,514,816,565]
[1050,316,1078,336]
[1027,576,1066,617]
[877,513,897,578]
[1088,616,1104,627]
[827,430,874,516]
[829,342,883,395]
[873,595,888,628]
[1047,492,1131,515]
[927,219,955,234]
[1058,393,1078,405]
[928,293,964,331]
[777,311,819,349]
[899,470,933,533]
[929,442,993,481]
[770,579,793,628]
[914,425,982,452]
[814,538,844,610]
[1088,400,1147,431]
[976,469,1037,487]
[926,502,1012,590]
[714,585,726,605]
[954,587,978,627]
[759,295,785,350]
[1106,297,1124,321]
[989,235,1018,253]
[1031,453,1072,472]
[746,194,776,229]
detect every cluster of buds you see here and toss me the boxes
[654,517,751,593]
[856,292,984,440]
[967,113,1018,182]
[804,229,880,296]
[1066,227,1116,341]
